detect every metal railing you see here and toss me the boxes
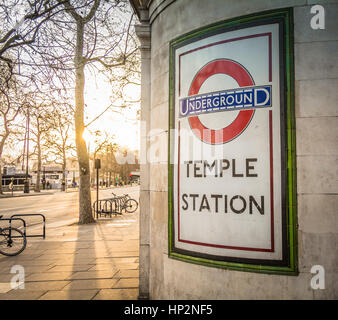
[93,192,138,219]
[93,199,119,219]
[9,214,46,238]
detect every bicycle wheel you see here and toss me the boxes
[124,199,138,213]
[0,227,27,256]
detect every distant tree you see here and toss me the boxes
[102,143,119,187]
[90,129,118,186]
[0,64,26,193]
[44,105,75,191]
[117,147,139,184]
[28,99,54,192]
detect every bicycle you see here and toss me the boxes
[111,192,138,213]
[0,215,27,256]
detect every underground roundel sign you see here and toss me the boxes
[169,12,297,274]
[186,59,257,144]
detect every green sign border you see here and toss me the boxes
[168,8,298,275]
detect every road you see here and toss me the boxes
[0,185,140,229]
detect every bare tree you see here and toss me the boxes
[0,64,26,193]
[102,142,119,187]
[0,0,67,72]
[44,105,75,191]
[89,129,116,185]
[28,100,54,192]
[23,0,139,223]
[0,1,70,193]
[115,146,139,184]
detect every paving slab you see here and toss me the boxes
[115,263,139,270]
[93,288,138,300]
[0,254,43,261]
[63,278,119,290]
[39,289,98,300]
[118,270,139,278]
[88,264,121,271]
[0,290,46,300]
[26,272,74,282]
[18,280,70,291]
[0,273,32,282]
[49,259,97,266]
[114,257,139,263]
[67,270,119,280]
[0,265,52,274]
[114,278,139,289]
[48,265,92,272]
[36,253,77,260]
[94,257,118,265]
[95,255,139,265]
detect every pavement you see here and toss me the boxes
[0,187,140,300]
[0,185,131,198]
[0,189,55,198]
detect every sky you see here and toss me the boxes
[2,72,140,166]
[84,71,140,151]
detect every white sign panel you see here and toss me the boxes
[170,19,292,268]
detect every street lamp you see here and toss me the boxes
[94,159,101,219]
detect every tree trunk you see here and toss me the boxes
[0,164,2,194]
[34,127,41,192]
[0,136,7,194]
[62,150,66,192]
[35,159,41,192]
[74,21,94,224]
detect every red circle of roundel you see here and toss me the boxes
[188,59,255,144]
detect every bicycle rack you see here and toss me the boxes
[93,193,137,220]
[9,214,46,239]
[107,197,123,213]
[93,199,119,219]
[0,217,27,238]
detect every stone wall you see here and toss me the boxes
[139,0,338,299]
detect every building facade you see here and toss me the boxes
[131,0,338,299]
